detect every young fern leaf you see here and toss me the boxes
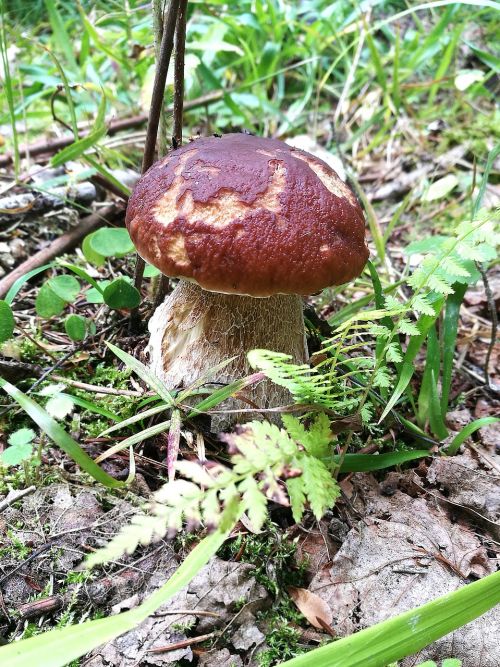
[247,349,333,407]
[87,418,341,566]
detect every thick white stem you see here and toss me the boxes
[147,280,308,428]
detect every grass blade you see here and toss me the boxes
[0,378,126,488]
[107,342,175,407]
[94,420,171,463]
[379,299,444,423]
[441,282,467,414]
[44,0,79,73]
[445,417,499,456]
[336,450,430,472]
[98,403,168,437]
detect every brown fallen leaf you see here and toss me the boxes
[287,586,333,631]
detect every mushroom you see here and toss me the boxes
[126,133,368,422]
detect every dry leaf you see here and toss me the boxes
[287,586,333,630]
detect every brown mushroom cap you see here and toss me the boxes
[126,133,369,297]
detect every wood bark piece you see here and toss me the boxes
[0,203,123,298]
[17,595,63,620]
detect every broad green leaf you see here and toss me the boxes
[0,377,126,489]
[65,314,87,342]
[82,233,106,266]
[0,300,15,343]
[280,570,500,667]
[8,428,35,447]
[144,263,161,278]
[1,441,33,466]
[47,275,80,302]
[103,279,141,309]
[89,228,135,257]
[45,394,74,420]
[35,283,66,318]
[424,175,458,202]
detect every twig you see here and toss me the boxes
[173,0,188,147]
[475,262,498,388]
[151,0,189,311]
[0,485,37,513]
[131,0,182,328]
[0,203,123,299]
[154,609,221,618]
[0,115,147,168]
[51,375,146,397]
[0,92,224,169]
[148,632,215,653]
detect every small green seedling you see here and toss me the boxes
[1,428,35,466]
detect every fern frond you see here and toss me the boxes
[247,349,333,407]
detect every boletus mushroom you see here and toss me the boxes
[126,133,368,422]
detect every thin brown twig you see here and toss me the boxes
[475,262,498,388]
[132,0,182,328]
[0,203,123,299]
[173,0,188,147]
[148,632,216,653]
[151,0,189,311]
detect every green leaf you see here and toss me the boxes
[417,324,448,439]
[47,275,80,302]
[379,298,444,423]
[103,279,141,310]
[45,394,74,420]
[0,377,126,488]
[82,233,106,266]
[8,427,35,447]
[336,450,430,472]
[0,300,15,343]
[89,228,135,257]
[144,264,161,278]
[1,441,33,466]
[280,570,500,667]
[445,417,499,456]
[424,174,458,202]
[44,0,79,72]
[65,314,87,342]
[51,125,107,167]
[286,476,306,523]
[51,92,107,167]
[35,283,66,318]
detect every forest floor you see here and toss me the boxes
[1,2,499,666]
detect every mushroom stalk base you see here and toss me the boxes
[147,280,308,428]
